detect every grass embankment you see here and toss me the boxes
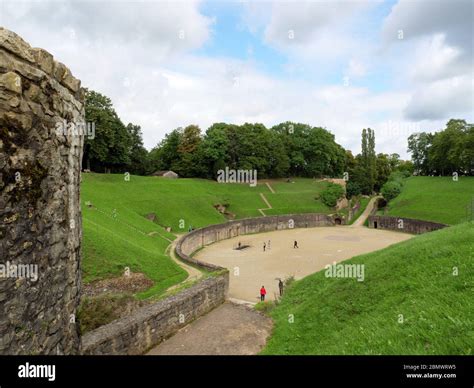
[384,176,474,225]
[80,174,335,297]
[262,222,474,355]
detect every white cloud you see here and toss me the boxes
[404,75,474,121]
[381,0,473,122]
[409,34,463,82]
[0,0,471,159]
[382,0,473,53]
[345,58,367,78]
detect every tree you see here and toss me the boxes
[174,125,202,177]
[149,128,182,173]
[199,123,231,178]
[408,120,473,176]
[375,153,391,192]
[407,132,434,175]
[360,128,376,194]
[388,153,401,170]
[83,89,132,173]
[126,123,149,175]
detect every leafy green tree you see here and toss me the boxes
[148,128,182,173]
[360,128,376,193]
[359,128,376,194]
[407,132,434,175]
[126,123,149,175]
[174,125,202,177]
[375,153,392,192]
[199,123,231,178]
[83,89,132,172]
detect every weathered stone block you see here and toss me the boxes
[0,71,22,94]
[0,28,84,355]
[0,28,35,63]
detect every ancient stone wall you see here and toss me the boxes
[0,28,84,354]
[81,273,229,355]
[368,215,448,234]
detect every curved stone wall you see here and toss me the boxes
[0,28,84,354]
[82,213,334,354]
[368,215,448,234]
[176,213,336,264]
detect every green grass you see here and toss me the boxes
[262,222,474,355]
[80,174,335,297]
[385,176,474,225]
[263,178,332,215]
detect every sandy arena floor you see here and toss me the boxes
[194,226,412,303]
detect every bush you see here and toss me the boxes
[381,180,402,201]
[388,171,406,184]
[255,301,278,314]
[346,180,362,198]
[320,182,345,207]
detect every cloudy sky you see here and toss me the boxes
[1,0,472,157]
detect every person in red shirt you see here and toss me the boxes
[260,286,267,302]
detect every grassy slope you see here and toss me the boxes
[385,176,474,225]
[80,174,333,297]
[264,179,331,215]
[262,222,474,355]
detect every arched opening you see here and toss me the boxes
[334,218,342,225]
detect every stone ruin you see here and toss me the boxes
[0,28,84,354]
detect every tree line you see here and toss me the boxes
[407,119,474,176]
[83,89,471,199]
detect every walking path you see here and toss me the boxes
[265,182,275,193]
[147,302,272,355]
[350,196,380,228]
[164,236,202,292]
[258,192,273,216]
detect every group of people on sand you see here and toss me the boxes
[259,240,299,301]
[262,240,299,251]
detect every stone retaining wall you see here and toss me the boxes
[0,28,84,354]
[368,215,448,234]
[81,273,228,355]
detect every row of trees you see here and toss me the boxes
[407,119,474,176]
[148,122,347,179]
[88,89,474,201]
[344,147,413,197]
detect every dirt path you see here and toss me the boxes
[258,192,273,216]
[265,182,275,193]
[147,302,272,355]
[350,196,380,227]
[164,236,202,292]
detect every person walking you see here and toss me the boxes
[263,242,266,252]
[260,286,267,302]
[293,240,299,249]
[278,279,284,296]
